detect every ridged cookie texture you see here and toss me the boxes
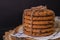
[23,5,55,37]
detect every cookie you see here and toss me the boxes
[24,30,31,36]
[33,21,54,25]
[33,25,53,28]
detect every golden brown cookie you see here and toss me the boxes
[33,16,54,21]
[24,27,31,32]
[24,30,31,36]
[23,9,32,16]
[24,15,55,21]
[40,27,55,33]
[39,31,55,36]
[32,30,54,37]
[33,21,54,25]
[33,25,53,28]
[32,10,55,17]
[32,29,40,33]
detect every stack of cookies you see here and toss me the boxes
[23,6,55,36]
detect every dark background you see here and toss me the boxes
[0,0,60,40]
